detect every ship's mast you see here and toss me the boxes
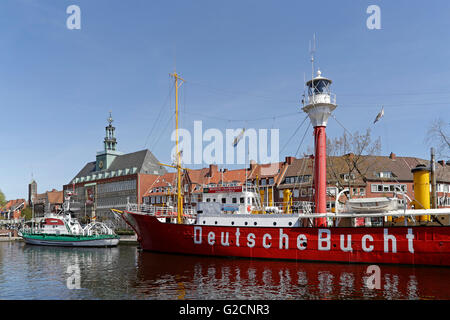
[302,36,337,227]
[170,71,185,224]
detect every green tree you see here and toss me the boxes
[21,207,32,220]
[0,189,6,207]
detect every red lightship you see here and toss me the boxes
[115,57,450,267]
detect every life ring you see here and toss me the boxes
[247,205,251,212]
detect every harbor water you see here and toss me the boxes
[0,241,449,300]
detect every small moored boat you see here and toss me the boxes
[19,193,119,247]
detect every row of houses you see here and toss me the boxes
[0,199,27,220]
[1,185,64,220]
[18,150,446,226]
[141,153,450,212]
[0,115,423,228]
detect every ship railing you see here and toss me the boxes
[256,201,314,215]
[295,208,450,219]
[126,203,196,218]
[306,92,337,105]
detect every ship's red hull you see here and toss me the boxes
[124,212,450,266]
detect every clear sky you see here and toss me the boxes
[1,0,449,200]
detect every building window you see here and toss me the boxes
[341,173,355,181]
[377,171,393,178]
[327,187,337,196]
[360,188,366,196]
[269,178,274,185]
[371,184,407,193]
[293,189,299,198]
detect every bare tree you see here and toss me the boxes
[426,118,450,160]
[327,129,381,195]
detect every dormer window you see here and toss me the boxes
[340,173,355,181]
[377,171,393,178]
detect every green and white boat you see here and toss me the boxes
[19,193,119,247]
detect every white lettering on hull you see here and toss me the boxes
[297,234,307,250]
[192,227,415,255]
[340,234,353,252]
[318,229,330,251]
[247,233,256,248]
[208,231,215,245]
[194,226,202,244]
[262,234,272,249]
[384,229,397,253]
[406,228,414,253]
[362,235,374,252]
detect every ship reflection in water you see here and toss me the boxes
[0,242,449,300]
[133,251,450,300]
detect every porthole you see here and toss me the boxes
[288,222,292,226]
[273,222,277,226]
[245,222,248,226]
[231,221,235,225]
[215,221,218,225]
[254,222,257,226]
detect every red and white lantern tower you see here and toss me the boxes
[302,69,337,227]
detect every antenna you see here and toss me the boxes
[309,33,317,81]
[107,110,113,125]
[301,72,307,106]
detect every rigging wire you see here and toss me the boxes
[186,79,298,103]
[280,114,309,154]
[294,122,312,159]
[179,110,302,123]
[149,105,176,152]
[143,81,175,148]
[330,114,355,138]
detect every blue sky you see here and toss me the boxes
[1,0,449,200]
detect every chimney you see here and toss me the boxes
[389,152,396,160]
[285,156,294,165]
[438,160,446,166]
[208,164,218,177]
[345,153,355,160]
[249,160,257,170]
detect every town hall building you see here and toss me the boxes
[63,113,167,226]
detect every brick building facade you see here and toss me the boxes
[63,114,166,227]
[141,153,450,212]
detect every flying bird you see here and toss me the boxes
[373,106,384,124]
[232,128,246,147]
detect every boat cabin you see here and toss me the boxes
[199,185,260,214]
